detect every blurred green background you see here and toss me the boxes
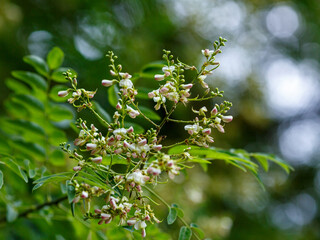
[0,0,320,239]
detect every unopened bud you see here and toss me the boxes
[91,156,102,163]
[58,90,68,97]
[102,80,115,87]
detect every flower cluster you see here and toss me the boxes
[59,39,230,238]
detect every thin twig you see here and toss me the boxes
[0,196,67,223]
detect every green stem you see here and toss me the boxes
[88,107,111,128]
[130,100,159,128]
[144,186,201,240]
[168,118,194,124]
[157,104,177,134]
[162,140,188,149]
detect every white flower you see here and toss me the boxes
[201,49,214,57]
[126,105,140,118]
[127,171,149,185]
[162,66,175,74]
[119,79,133,89]
[113,128,127,135]
[134,220,147,230]
[184,123,202,135]
[119,72,132,79]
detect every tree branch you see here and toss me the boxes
[0,196,67,223]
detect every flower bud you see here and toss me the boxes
[86,143,97,150]
[127,126,134,133]
[127,219,137,226]
[110,70,116,76]
[101,213,111,220]
[102,80,115,87]
[148,92,155,98]
[58,90,68,97]
[73,166,82,171]
[211,107,218,116]
[202,128,211,135]
[91,156,102,163]
[216,124,225,133]
[138,139,147,146]
[141,228,146,238]
[154,74,165,81]
[152,145,162,151]
[222,115,233,123]
[181,84,193,89]
[81,191,89,199]
[94,209,102,214]
[116,102,122,110]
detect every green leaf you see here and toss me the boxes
[47,47,64,70]
[136,87,153,100]
[1,119,45,138]
[92,101,111,123]
[12,71,47,91]
[67,180,76,203]
[138,106,161,121]
[71,202,75,217]
[49,85,70,102]
[33,172,74,191]
[49,149,66,166]
[11,94,45,112]
[124,122,145,134]
[5,78,31,94]
[0,157,28,183]
[52,68,77,83]
[11,139,46,159]
[190,223,205,239]
[251,153,292,174]
[107,85,119,107]
[0,170,3,189]
[6,204,18,223]
[167,207,178,225]
[49,104,74,122]
[24,159,36,178]
[178,226,192,240]
[103,155,128,165]
[23,55,49,76]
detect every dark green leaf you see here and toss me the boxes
[136,87,153,100]
[67,180,76,203]
[52,68,77,83]
[49,149,66,166]
[24,159,36,178]
[107,85,119,107]
[1,119,45,138]
[11,94,45,112]
[23,55,49,76]
[5,78,31,94]
[49,104,74,122]
[178,226,192,240]
[11,139,46,159]
[6,204,18,223]
[167,207,178,225]
[12,71,47,91]
[0,157,28,183]
[33,172,74,191]
[92,101,111,123]
[138,106,161,121]
[47,47,64,69]
[190,223,205,239]
[0,170,3,189]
